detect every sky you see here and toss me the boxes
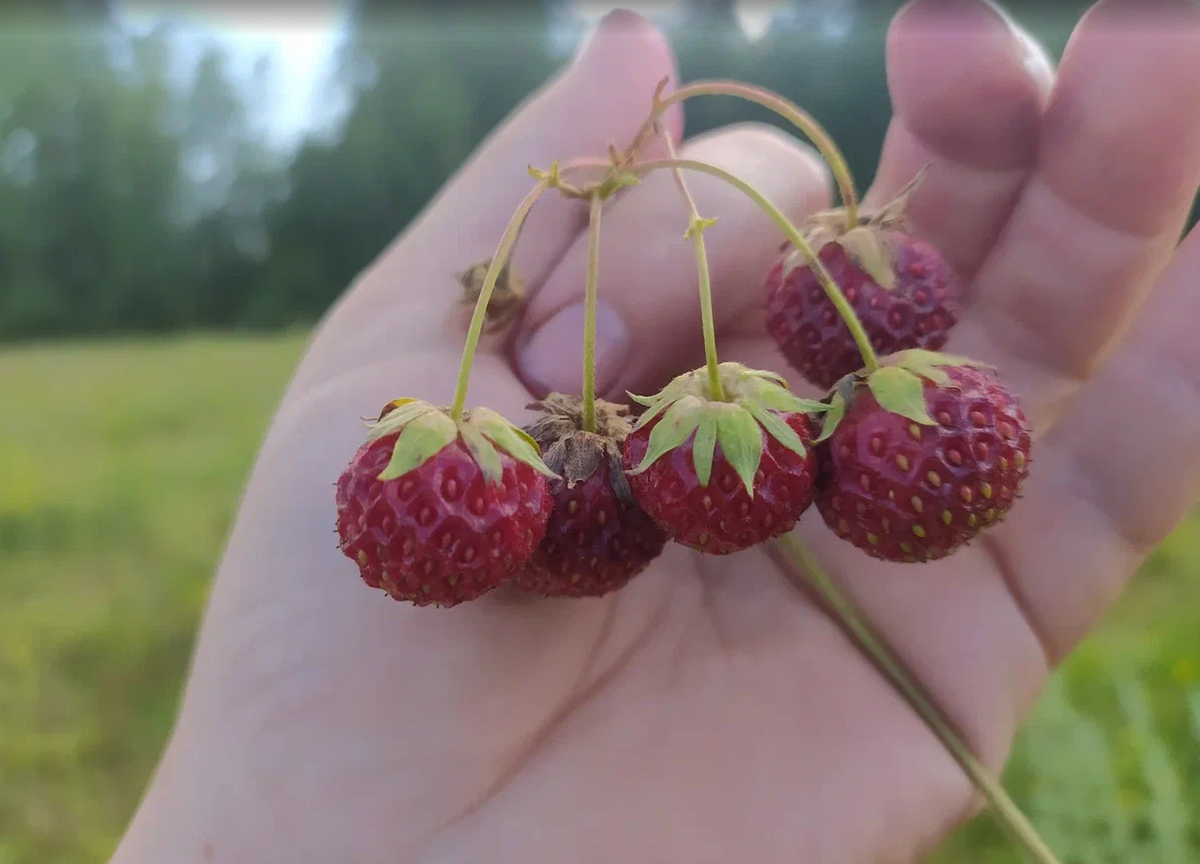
[118,0,349,146]
[114,1,790,146]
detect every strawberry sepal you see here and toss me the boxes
[523,393,635,501]
[362,399,559,486]
[625,362,829,496]
[816,349,1000,442]
[783,165,932,291]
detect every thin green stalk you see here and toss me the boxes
[777,533,1064,864]
[626,79,859,226]
[581,193,603,432]
[629,157,878,374]
[659,129,723,401]
[691,223,722,400]
[450,176,550,422]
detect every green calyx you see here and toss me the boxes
[593,170,642,201]
[785,166,930,292]
[816,348,995,442]
[528,158,640,202]
[684,215,718,238]
[364,398,558,485]
[625,363,829,497]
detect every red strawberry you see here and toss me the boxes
[622,363,827,555]
[765,234,960,389]
[814,351,1032,563]
[514,395,668,597]
[763,170,961,390]
[335,399,556,606]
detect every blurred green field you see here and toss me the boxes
[1,334,1197,864]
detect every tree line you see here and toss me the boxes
[0,0,1188,341]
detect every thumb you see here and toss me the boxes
[292,9,684,396]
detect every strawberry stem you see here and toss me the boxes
[581,192,603,433]
[659,128,724,401]
[692,221,723,401]
[627,79,859,227]
[450,172,553,422]
[629,156,878,374]
[776,533,1064,864]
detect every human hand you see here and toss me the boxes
[111,3,1200,863]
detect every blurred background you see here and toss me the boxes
[0,1,1197,862]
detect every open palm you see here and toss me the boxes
[113,4,1200,863]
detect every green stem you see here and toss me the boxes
[659,129,724,401]
[691,222,723,401]
[450,177,550,422]
[627,79,859,226]
[776,533,1064,864]
[630,157,878,374]
[581,193,603,432]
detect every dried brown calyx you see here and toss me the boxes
[523,393,635,502]
[457,258,526,333]
[782,166,930,291]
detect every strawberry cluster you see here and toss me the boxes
[333,77,1032,608]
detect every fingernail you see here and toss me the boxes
[574,9,649,61]
[1015,25,1056,84]
[898,0,1010,33]
[978,1,1058,82]
[902,0,1056,79]
[518,302,631,397]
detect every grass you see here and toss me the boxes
[0,333,1197,864]
[0,333,305,863]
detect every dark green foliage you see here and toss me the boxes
[0,2,1193,340]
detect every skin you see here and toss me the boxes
[111,3,1200,863]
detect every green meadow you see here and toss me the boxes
[1,334,1197,863]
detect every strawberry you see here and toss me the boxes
[813,350,1032,563]
[764,171,961,390]
[335,398,556,606]
[514,394,668,597]
[622,363,828,555]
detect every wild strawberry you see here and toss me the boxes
[335,398,556,606]
[814,350,1032,563]
[764,171,961,390]
[622,363,828,555]
[514,394,668,598]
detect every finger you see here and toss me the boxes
[704,0,1053,400]
[513,122,832,400]
[953,0,1200,428]
[861,0,1053,282]
[293,11,684,392]
[988,223,1200,662]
